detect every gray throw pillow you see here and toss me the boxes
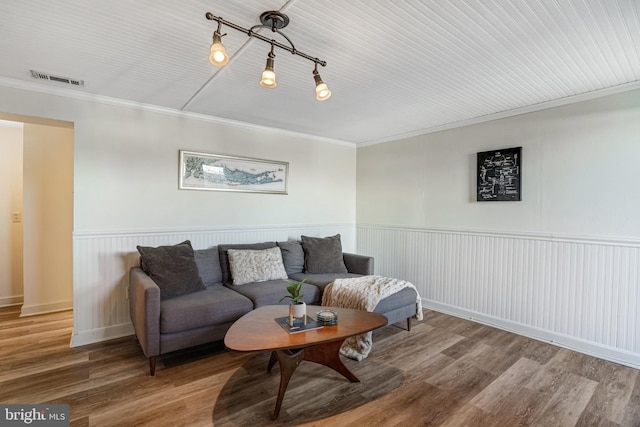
[137,240,206,300]
[301,234,348,274]
[194,247,222,286]
[278,240,305,275]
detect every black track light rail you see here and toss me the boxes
[205,12,327,67]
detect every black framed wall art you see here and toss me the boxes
[477,147,521,202]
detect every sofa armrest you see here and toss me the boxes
[343,253,374,275]
[129,267,161,358]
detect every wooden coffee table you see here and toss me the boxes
[224,305,387,419]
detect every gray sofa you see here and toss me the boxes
[129,236,418,375]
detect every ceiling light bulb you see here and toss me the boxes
[209,32,229,66]
[260,69,276,87]
[260,57,277,88]
[316,83,331,101]
[314,72,331,101]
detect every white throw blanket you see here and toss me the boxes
[321,275,423,361]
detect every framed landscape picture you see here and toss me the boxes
[477,147,521,202]
[179,150,288,194]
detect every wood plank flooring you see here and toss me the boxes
[0,305,639,426]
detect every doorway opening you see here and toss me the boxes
[0,115,74,324]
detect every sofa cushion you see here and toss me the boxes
[218,242,277,285]
[301,234,348,274]
[373,287,417,313]
[225,279,321,308]
[227,247,288,285]
[137,240,206,300]
[277,240,305,275]
[194,247,223,286]
[160,286,253,334]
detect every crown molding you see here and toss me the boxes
[0,76,354,147]
[357,80,640,147]
[3,75,638,149]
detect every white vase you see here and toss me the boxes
[289,302,306,326]
[292,302,306,318]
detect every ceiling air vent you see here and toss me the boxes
[30,70,84,87]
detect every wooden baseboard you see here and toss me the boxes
[20,300,72,317]
[70,323,134,347]
[0,295,23,308]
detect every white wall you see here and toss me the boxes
[72,103,356,232]
[358,89,640,236]
[0,123,24,307]
[357,88,640,368]
[0,84,357,345]
[21,123,74,316]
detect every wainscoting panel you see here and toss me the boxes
[71,224,355,347]
[357,225,640,368]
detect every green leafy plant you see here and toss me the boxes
[278,278,308,305]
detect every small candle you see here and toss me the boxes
[317,310,336,324]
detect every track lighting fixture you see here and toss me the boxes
[205,10,331,101]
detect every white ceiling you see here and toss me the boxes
[1,0,639,145]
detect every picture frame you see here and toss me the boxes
[179,150,288,194]
[477,146,521,202]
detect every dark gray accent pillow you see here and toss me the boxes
[137,240,206,300]
[277,240,305,275]
[301,234,348,274]
[194,247,222,286]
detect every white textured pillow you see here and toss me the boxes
[227,247,288,285]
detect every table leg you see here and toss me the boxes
[303,339,360,383]
[272,349,305,420]
[269,341,359,419]
[267,351,277,372]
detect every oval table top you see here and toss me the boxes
[224,305,388,352]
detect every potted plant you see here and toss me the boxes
[279,278,308,325]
